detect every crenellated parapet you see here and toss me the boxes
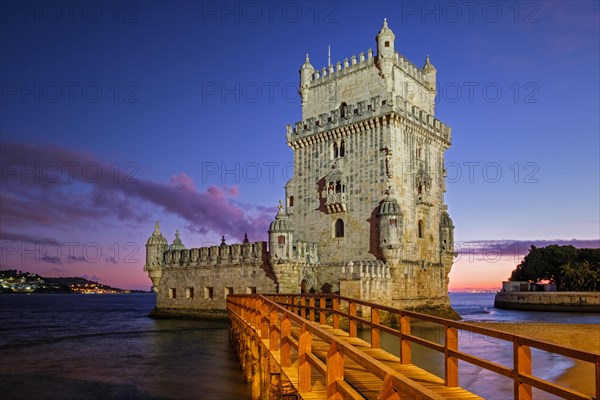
[305,50,431,90]
[163,241,268,268]
[286,96,451,148]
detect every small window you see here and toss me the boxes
[339,140,345,157]
[246,287,256,294]
[185,287,194,299]
[169,288,177,299]
[389,219,397,227]
[204,287,214,299]
[340,103,348,119]
[333,142,339,158]
[416,148,422,159]
[278,235,286,245]
[334,219,345,238]
[385,41,390,48]
[288,196,294,207]
[224,287,234,297]
[418,183,422,194]
[418,220,424,238]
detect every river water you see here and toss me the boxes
[0,293,597,399]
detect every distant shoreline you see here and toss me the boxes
[494,291,600,312]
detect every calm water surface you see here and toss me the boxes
[1,293,598,399]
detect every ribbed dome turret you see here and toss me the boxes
[168,230,186,251]
[269,200,292,232]
[146,221,168,246]
[440,210,453,227]
[377,18,395,39]
[378,196,401,216]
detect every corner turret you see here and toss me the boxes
[144,221,168,291]
[439,206,454,253]
[377,193,402,266]
[268,200,294,262]
[169,230,186,251]
[422,54,437,91]
[299,54,315,106]
[376,18,395,78]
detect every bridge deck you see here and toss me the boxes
[265,322,482,399]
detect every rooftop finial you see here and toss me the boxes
[305,53,310,63]
[383,17,388,27]
[175,229,180,238]
[220,235,226,246]
[243,233,249,243]
[278,200,284,211]
[154,221,160,232]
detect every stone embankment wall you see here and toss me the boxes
[494,291,600,312]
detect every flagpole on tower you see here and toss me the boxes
[328,45,331,67]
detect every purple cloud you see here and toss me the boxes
[0,142,275,243]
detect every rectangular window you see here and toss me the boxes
[224,287,234,297]
[169,288,177,299]
[278,235,286,245]
[246,287,256,294]
[204,287,214,299]
[288,196,294,207]
[185,287,194,299]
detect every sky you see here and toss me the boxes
[1,0,599,290]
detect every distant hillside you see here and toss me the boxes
[0,270,149,294]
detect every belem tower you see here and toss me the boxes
[144,20,457,319]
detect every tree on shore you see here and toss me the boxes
[509,245,599,291]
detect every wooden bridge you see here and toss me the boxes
[227,294,599,400]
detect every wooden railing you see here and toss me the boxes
[227,294,600,400]
[228,294,444,399]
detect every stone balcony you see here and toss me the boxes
[325,192,347,213]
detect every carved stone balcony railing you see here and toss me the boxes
[325,192,346,213]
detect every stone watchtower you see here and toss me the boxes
[283,19,456,311]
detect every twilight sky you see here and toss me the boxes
[1,1,598,290]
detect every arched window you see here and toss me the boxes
[335,181,342,193]
[334,219,345,238]
[418,219,424,238]
[333,142,339,158]
[418,183,422,194]
[389,218,397,227]
[339,140,345,157]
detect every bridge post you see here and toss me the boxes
[244,333,252,382]
[371,308,380,349]
[326,342,344,399]
[319,297,326,325]
[300,296,306,319]
[298,324,312,392]
[270,308,280,351]
[349,302,357,337]
[251,337,261,399]
[333,297,340,329]
[445,325,458,387]
[309,297,315,322]
[514,340,532,400]
[261,302,269,339]
[254,298,262,328]
[400,315,411,364]
[280,315,291,367]
[260,343,270,399]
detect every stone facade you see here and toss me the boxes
[145,20,457,318]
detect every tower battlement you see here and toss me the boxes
[286,95,451,148]
[163,241,267,268]
[306,50,431,91]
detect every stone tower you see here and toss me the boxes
[144,221,168,291]
[284,19,455,311]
